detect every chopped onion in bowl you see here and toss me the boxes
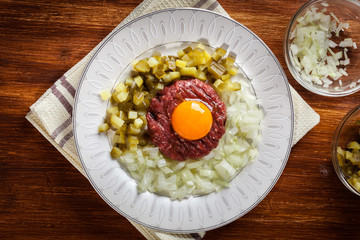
[339,38,353,48]
[289,7,357,89]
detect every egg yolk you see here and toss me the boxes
[171,100,213,140]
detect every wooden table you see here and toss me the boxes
[1,0,359,239]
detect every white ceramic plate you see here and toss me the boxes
[73,8,294,233]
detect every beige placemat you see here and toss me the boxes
[26,0,320,239]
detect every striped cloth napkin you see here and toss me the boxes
[26,0,320,239]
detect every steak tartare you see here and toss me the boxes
[146,79,226,161]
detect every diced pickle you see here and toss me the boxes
[155,69,166,79]
[211,53,222,62]
[338,152,345,167]
[177,49,185,58]
[134,118,144,129]
[158,63,167,71]
[134,98,150,110]
[113,133,126,145]
[147,57,160,67]
[186,59,195,67]
[229,82,241,91]
[111,91,120,103]
[118,110,127,121]
[162,73,172,83]
[128,110,137,119]
[213,79,224,88]
[347,141,360,150]
[110,114,124,130]
[127,123,141,135]
[145,72,155,81]
[116,123,127,133]
[196,70,207,81]
[133,91,145,106]
[183,46,193,53]
[132,59,139,67]
[187,51,193,58]
[208,62,226,79]
[181,54,191,62]
[180,67,197,77]
[118,102,133,112]
[118,132,126,144]
[337,121,360,193]
[139,115,147,125]
[219,80,241,91]
[106,106,119,116]
[98,123,110,132]
[205,57,213,66]
[193,56,206,66]
[137,110,146,116]
[152,51,161,57]
[162,62,169,71]
[155,83,164,90]
[161,55,169,64]
[168,55,177,60]
[229,66,239,76]
[166,60,176,71]
[169,55,177,61]
[225,55,236,66]
[111,147,122,158]
[117,91,129,102]
[169,71,180,80]
[124,77,134,86]
[198,64,207,71]
[128,135,140,144]
[145,77,156,90]
[129,143,137,152]
[203,50,212,63]
[113,131,126,145]
[192,49,203,58]
[215,48,227,57]
[134,75,144,88]
[100,89,111,101]
[221,74,231,81]
[115,82,127,92]
[196,43,205,50]
[350,178,360,192]
[134,59,150,72]
[175,60,187,68]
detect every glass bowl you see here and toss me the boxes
[284,0,360,97]
[331,105,360,196]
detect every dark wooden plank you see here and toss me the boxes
[1,0,359,239]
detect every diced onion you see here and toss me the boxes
[339,38,353,48]
[321,2,329,7]
[339,68,348,76]
[328,40,337,48]
[330,12,339,23]
[215,160,236,181]
[290,8,357,89]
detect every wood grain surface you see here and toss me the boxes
[1,0,359,239]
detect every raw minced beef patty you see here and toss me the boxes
[146,79,226,161]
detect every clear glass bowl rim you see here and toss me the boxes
[331,105,360,196]
[283,0,360,97]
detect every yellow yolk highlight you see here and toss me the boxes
[171,100,213,140]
